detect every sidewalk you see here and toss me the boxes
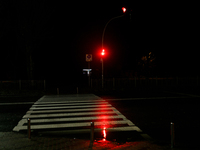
[0,132,167,150]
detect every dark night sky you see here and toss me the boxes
[0,1,199,86]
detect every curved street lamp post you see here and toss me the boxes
[101,7,127,88]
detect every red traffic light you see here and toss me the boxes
[101,49,105,56]
[122,7,126,13]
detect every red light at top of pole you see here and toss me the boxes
[122,7,126,13]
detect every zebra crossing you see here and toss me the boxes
[13,94,142,133]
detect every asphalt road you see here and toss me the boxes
[0,89,199,149]
[0,97,40,132]
[96,89,200,149]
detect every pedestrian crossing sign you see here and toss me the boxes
[86,54,92,62]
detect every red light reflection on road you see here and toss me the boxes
[99,115,107,141]
[103,127,106,141]
[98,101,112,141]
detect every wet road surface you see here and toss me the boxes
[0,90,199,149]
[96,89,200,149]
[0,97,38,132]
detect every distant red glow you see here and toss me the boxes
[122,7,126,13]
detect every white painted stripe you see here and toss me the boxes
[33,102,108,107]
[23,111,116,118]
[36,96,45,102]
[17,115,127,125]
[27,107,115,114]
[13,120,133,131]
[30,104,111,110]
[111,108,131,124]
[34,99,105,104]
[106,126,142,132]
[37,126,142,134]
[18,119,28,125]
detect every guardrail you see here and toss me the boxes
[91,76,199,89]
[1,77,199,92]
[0,80,46,90]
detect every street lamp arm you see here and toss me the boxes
[101,14,124,88]
[102,15,124,48]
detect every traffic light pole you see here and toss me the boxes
[102,58,103,88]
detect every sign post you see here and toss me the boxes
[86,54,92,86]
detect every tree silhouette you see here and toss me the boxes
[16,0,55,79]
[0,0,55,79]
[137,51,156,77]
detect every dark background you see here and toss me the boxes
[1,1,199,87]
